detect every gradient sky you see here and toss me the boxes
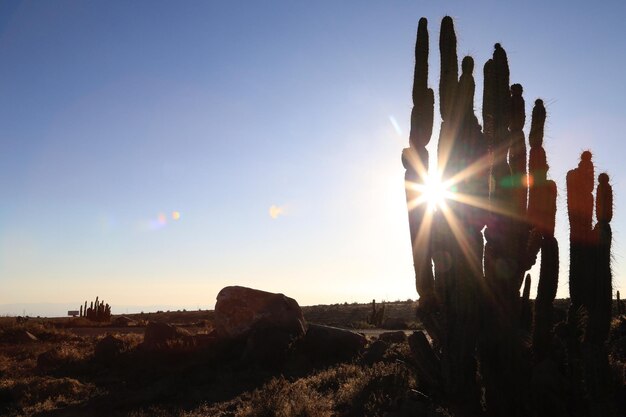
[1,1,625,316]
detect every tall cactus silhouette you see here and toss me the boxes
[402,16,617,416]
[403,17,435,305]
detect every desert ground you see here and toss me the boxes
[0,299,624,417]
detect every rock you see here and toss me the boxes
[379,330,407,343]
[112,316,136,327]
[214,286,306,340]
[143,321,191,348]
[381,317,408,330]
[244,324,298,365]
[363,339,388,364]
[95,335,127,361]
[15,330,38,343]
[408,331,441,388]
[301,323,366,361]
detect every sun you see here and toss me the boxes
[405,169,452,212]
[422,173,449,211]
[406,169,452,212]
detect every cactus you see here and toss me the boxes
[567,154,612,344]
[367,299,385,327]
[568,151,595,314]
[520,274,532,332]
[589,173,613,344]
[565,163,615,417]
[401,16,616,416]
[403,17,435,304]
[79,296,112,322]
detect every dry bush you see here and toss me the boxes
[224,362,413,417]
[4,376,99,415]
[0,320,74,344]
[36,344,87,372]
[236,376,333,417]
[108,332,143,350]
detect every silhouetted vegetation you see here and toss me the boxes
[79,296,111,322]
[367,299,386,327]
[403,16,623,416]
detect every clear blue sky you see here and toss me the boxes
[1,1,625,316]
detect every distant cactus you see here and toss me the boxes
[78,296,111,322]
[367,299,385,327]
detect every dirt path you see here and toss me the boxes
[65,326,419,339]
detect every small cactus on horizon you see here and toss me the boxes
[367,299,385,327]
[79,296,111,322]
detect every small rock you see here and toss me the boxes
[15,330,38,343]
[143,322,191,348]
[381,317,408,330]
[363,339,388,364]
[95,335,127,361]
[379,331,407,343]
[112,316,136,327]
[301,323,366,361]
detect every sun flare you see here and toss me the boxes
[406,170,451,212]
[422,173,449,211]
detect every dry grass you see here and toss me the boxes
[4,376,99,415]
[171,362,421,417]
[1,301,611,416]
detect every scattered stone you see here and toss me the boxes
[214,286,306,340]
[379,330,407,343]
[112,316,136,327]
[381,317,408,330]
[301,323,366,361]
[95,335,127,361]
[143,321,191,348]
[15,330,38,343]
[363,339,388,364]
[408,331,441,388]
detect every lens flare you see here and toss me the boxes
[269,205,284,219]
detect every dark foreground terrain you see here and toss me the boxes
[0,300,623,416]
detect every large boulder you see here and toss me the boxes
[214,286,306,340]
